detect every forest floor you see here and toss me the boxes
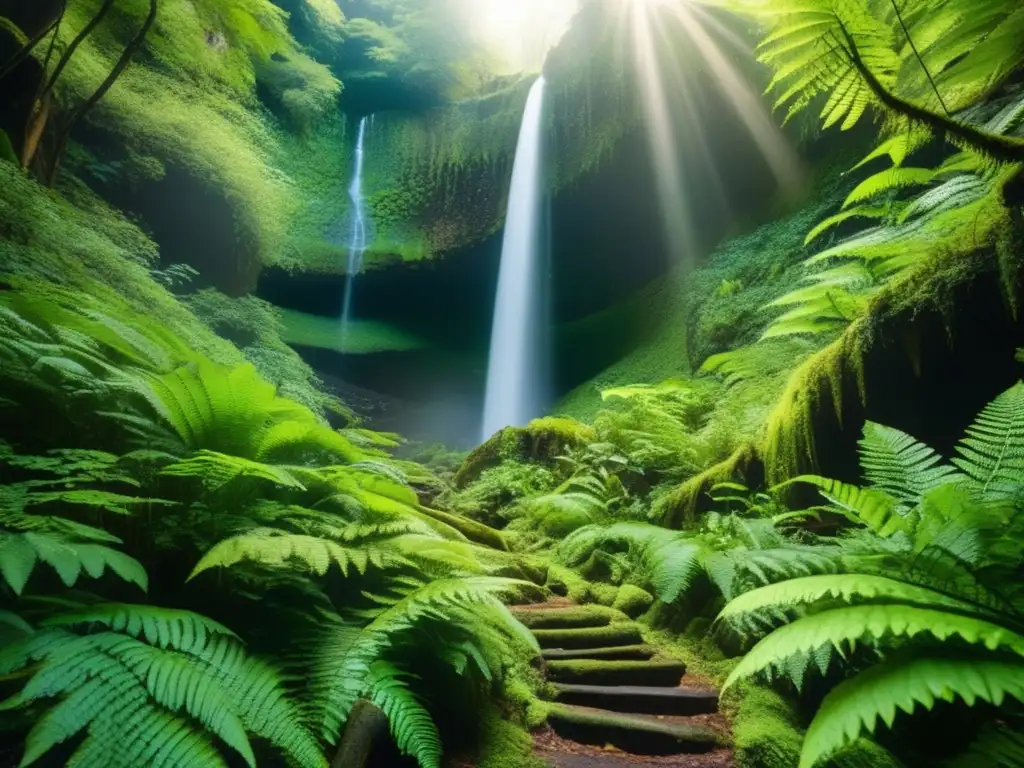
[531,725,735,768]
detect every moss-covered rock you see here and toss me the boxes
[546,658,685,687]
[511,604,628,630]
[531,623,643,650]
[733,686,904,768]
[613,584,656,618]
[547,704,722,755]
[455,417,597,488]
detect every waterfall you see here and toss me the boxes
[341,116,370,345]
[481,77,547,441]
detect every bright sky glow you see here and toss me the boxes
[468,0,579,74]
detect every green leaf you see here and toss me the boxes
[801,656,1024,768]
[724,603,1024,692]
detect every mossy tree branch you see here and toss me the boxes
[834,18,1024,166]
[45,0,158,185]
[40,0,115,101]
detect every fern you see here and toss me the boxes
[367,662,442,768]
[843,166,937,208]
[762,264,877,339]
[945,723,1024,767]
[189,528,407,579]
[161,450,306,491]
[801,655,1024,768]
[804,205,888,245]
[858,421,960,503]
[0,530,148,595]
[309,577,534,743]
[724,603,1024,693]
[0,605,326,768]
[789,475,907,536]
[140,361,363,463]
[952,381,1024,498]
[557,522,704,603]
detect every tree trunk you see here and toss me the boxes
[331,699,391,768]
[21,90,50,168]
[45,0,159,185]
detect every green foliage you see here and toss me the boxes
[557,523,705,603]
[40,0,323,272]
[857,421,960,503]
[0,284,522,768]
[803,655,1024,768]
[0,604,324,768]
[715,0,1024,125]
[952,381,1024,497]
[720,386,1024,766]
[184,290,346,419]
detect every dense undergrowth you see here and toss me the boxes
[3,0,1024,766]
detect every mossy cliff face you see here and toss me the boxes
[279,1,641,276]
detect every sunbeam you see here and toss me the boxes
[617,0,803,265]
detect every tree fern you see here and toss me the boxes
[801,655,1024,768]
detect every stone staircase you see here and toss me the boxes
[512,602,728,763]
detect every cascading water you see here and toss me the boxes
[481,77,547,440]
[341,116,370,345]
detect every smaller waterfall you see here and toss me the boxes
[481,77,547,441]
[341,116,370,345]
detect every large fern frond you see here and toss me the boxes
[367,662,442,768]
[189,528,409,580]
[801,655,1024,768]
[952,381,1024,498]
[858,421,960,503]
[0,606,326,768]
[0,529,147,595]
[723,603,1024,692]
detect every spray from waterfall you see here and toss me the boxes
[481,77,547,441]
[341,115,370,346]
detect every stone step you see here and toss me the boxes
[547,704,721,755]
[546,659,686,687]
[512,605,629,630]
[542,644,655,661]
[552,683,719,716]
[532,624,643,650]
